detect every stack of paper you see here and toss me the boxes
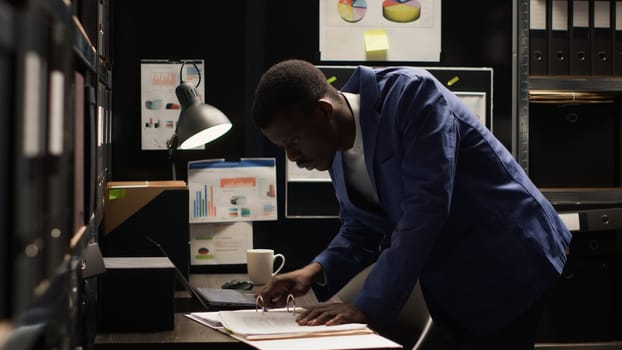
[186,309,403,350]
[218,310,371,340]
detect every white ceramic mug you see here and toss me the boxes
[246,249,285,285]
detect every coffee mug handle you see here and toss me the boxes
[272,254,285,275]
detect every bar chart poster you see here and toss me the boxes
[187,158,277,223]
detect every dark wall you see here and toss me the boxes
[111,0,247,181]
[111,0,515,271]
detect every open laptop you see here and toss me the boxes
[144,235,257,310]
[194,287,257,309]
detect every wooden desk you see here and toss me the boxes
[95,313,246,350]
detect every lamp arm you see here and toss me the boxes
[167,133,179,180]
[178,60,202,88]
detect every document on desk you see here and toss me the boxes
[186,309,403,350]
[219,310,370,339]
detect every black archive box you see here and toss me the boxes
[529,100,621,188]
[97,257,175,332]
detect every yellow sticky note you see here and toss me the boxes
[364,29,389,52]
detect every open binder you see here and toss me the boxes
[186,308,402,350]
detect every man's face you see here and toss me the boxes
[261,104,337,171]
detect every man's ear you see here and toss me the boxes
[317,98,334,117]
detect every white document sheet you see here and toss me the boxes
[186,311,403,350]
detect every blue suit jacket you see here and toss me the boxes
[312,66,572,334]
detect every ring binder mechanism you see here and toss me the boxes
[255,293,298,315]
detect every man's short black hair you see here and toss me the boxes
[252,59,338,128]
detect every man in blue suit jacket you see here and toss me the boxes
[252,59,572,349]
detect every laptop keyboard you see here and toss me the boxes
[196,287,256,306]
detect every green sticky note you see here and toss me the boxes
[447,76,460,86]
[108,189,125,200]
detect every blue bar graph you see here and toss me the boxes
[192,184,212,218]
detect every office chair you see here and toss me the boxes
[333,263,455,350]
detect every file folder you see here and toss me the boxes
[44,20,74,278]
[615,0,622,74]
[0,4,12,319]
[13,10,47,314]
[591,0,613,75]
[549,0,571,75]
[530,0,549,75]
[73,71,86,233]
[570,0,591,74]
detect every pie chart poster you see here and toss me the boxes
[320,0,441,62]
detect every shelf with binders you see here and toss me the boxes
[72,0,112,235]
[74,0,111,232]
[528,0,622,77]
[1,0,111,347]
[2,224,97,350]
[8,0,79,332]
[72,0,112,89]
[73,11,112,89]
[73,15,97,73]
[520,1,622,208]
[11,2,62,319]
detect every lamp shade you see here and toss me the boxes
[174,82,232,149]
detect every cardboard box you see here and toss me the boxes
[101,181,190,284]
[104,181,187,234]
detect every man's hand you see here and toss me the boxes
[296,303,368,326]
[257,262,323,308]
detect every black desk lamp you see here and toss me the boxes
[167,61,232,180]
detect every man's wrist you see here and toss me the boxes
[306,262,326,286]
